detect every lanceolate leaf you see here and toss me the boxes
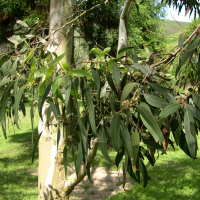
[178,33,184,48]
[38,81,52,120]
[123,162,126,189]
[14,87,24,128]
[49,102,60,123]
[65,78,71,109]
[143,138,165,151]
[150,83,170,94]
[176,34,199,76]
[0,55,8,67]
[0,81,15,136]
[76,143,83,173]
[112,62,120,85]
[137,104,164,142]
[186,104,200,120]
[72,70,92,78]
[83,81,96,135]
[24,49,33,63]
[139,158,148,188]
[115,147,125,168]
[184,111,196,158]
[53,52,65,65]
[91,69,100,100]
[45,65,54,85]
[106,71,118,94]
[99,125,113,163]
[192,94,200,110]
[108,59,113,71]
[144,94,168,108]
[24,60,36,89]
[0,77,10,87]
[159,103,180,118]
[63,144,67,176]
[32,132,42,164]
[120,83,136,106]
[120,122,134,159]
[110,112,121,151]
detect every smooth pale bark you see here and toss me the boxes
[117,0,133,56]
[48,0,75,64]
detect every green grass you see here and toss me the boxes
[0,104,39,200]
[101,140,200,200]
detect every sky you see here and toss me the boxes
[166,6,195,22]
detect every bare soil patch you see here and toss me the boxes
[70,167,133,200]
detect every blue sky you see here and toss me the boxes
[166,6,195,22]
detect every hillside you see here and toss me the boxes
[163,20,190,35]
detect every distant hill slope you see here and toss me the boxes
[163,20,190,35]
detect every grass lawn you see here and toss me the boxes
[0,103,39,200]
[1,102,200,200]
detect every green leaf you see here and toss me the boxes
[140,146,154,166]
[123,162,126,189]
[72,70,92,78]
[162,93,176,103]
[137,104,164,142]
[0,81,14,135]
[89,48,104,55]
[110,112,121,152]
[24,61,37,89]
[60,61,73,77]
[104,47,111,53]
[76,143,83,173]
[150,83,170,94]
[121,122,134,159]
[99,125,113,163]
[24,49,33,63]
[0,55,8,67]
[17,20,29,28]
[144,94,168,108]
[0,77,10,87]
[108,59,113,71]
[91,69,100,100]
[176,34,199,76]
[106,72,118,95]
[53,53,65,65]
[49,102,60,123]
[192,94,200,110]
[143,138,165,151]
[184,111,196,158]
[186,104,200,120]
[63,145,67,176]
[178,33,184,48]
[83,81,96,135]
[115,147,125,168]
[139,158,148,188]
[159,103,180,118]
[112,62,120,85]
[65,78,71,109]
[45,65,54,85]
[14,87,24,128]
[32,132,42,163]
[131,129,140,165]
[133,63,149,75]
[38,81,52,120]
[120,83,136,106]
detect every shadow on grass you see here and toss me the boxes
[0,128,39,200]
[101,151,200,200]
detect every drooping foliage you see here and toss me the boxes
[1,12,200,189]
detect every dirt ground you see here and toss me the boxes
[70,167,133,200]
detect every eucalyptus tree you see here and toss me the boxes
[1,1,200,200]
